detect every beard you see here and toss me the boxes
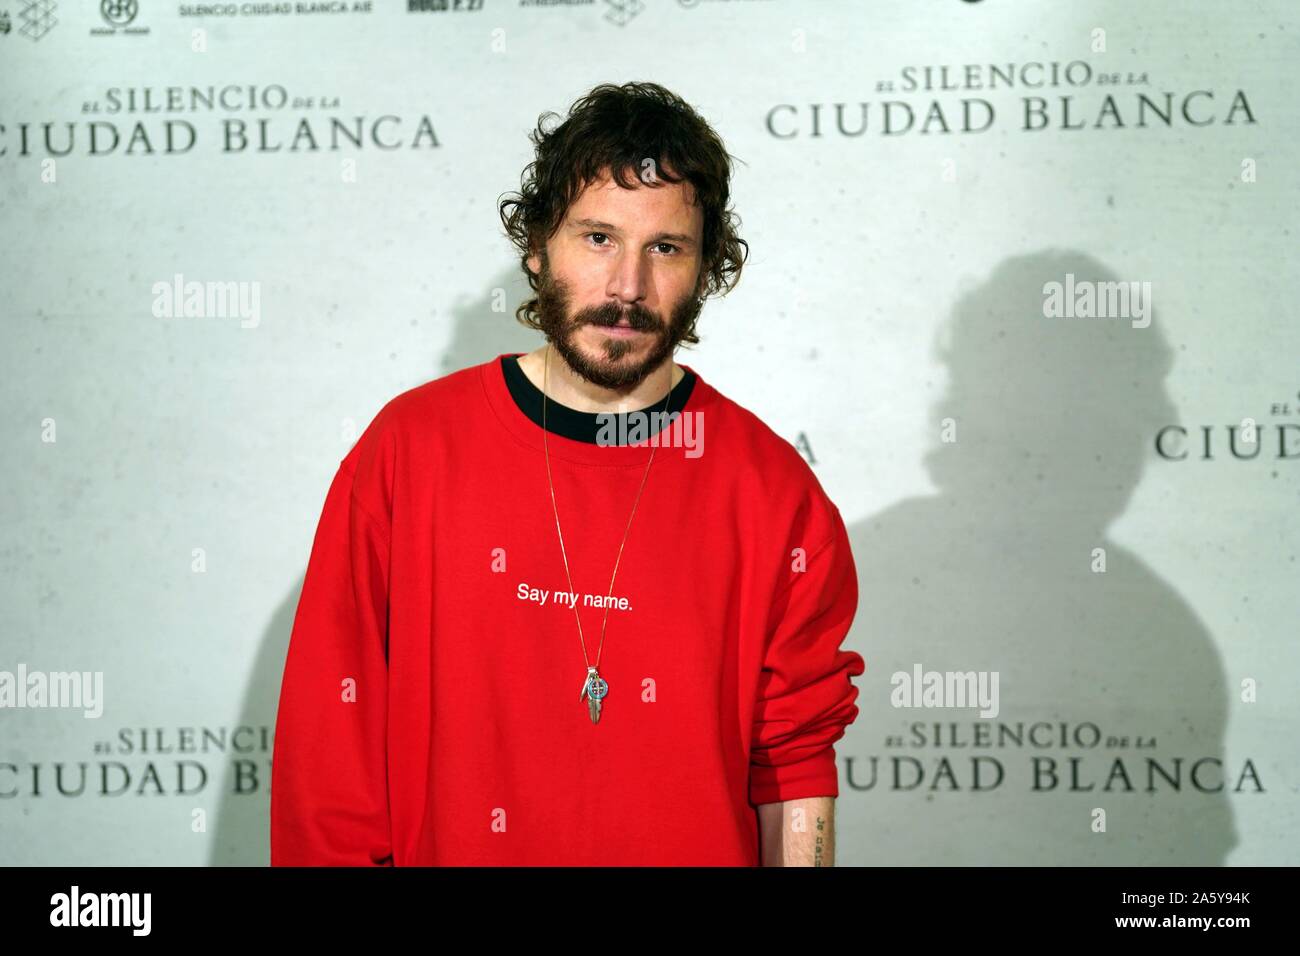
[533,258,703,391]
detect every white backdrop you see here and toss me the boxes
[1,0,1296,865]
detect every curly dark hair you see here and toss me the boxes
[497,81,749,346]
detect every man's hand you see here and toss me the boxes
[755,796,835,866]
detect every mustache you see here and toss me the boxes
[582,304,659,330]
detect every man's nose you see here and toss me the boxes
[605,248,650,303]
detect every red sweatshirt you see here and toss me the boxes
[270,353,865,866]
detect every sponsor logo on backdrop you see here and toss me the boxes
[176,1,375,15]
[1155,389,1300,463]
[518,0,594,10]
[678,0,776,7]
[92,0,150,35]
[515,0,647,29]
[4,0,58,40]
[601,0,641,27]
[408,0,482,11]
[0,726,273,798]
[0,84,440,158]
[768,62,1257,138]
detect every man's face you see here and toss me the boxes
[526,167,705,391]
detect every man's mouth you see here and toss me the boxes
[593,317,641,329]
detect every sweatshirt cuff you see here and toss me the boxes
[749,745,840,806]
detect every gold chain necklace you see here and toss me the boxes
[541,341,674,724]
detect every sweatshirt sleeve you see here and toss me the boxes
[270,459,394,866]
[749,506,865,806]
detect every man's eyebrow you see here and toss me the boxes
[569,217,698,248]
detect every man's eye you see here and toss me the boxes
[587,233,610,246]
[654,243,679,255]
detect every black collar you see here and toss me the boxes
[500,353,697,444]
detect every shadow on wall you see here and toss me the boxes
[841,249,1239,864]
[207,268,541,865]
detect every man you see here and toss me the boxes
[271,81,864,867]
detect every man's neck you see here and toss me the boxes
[516,346,684,414]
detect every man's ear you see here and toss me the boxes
[526,251,540,276]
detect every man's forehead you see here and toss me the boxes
[567,171,701,230]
